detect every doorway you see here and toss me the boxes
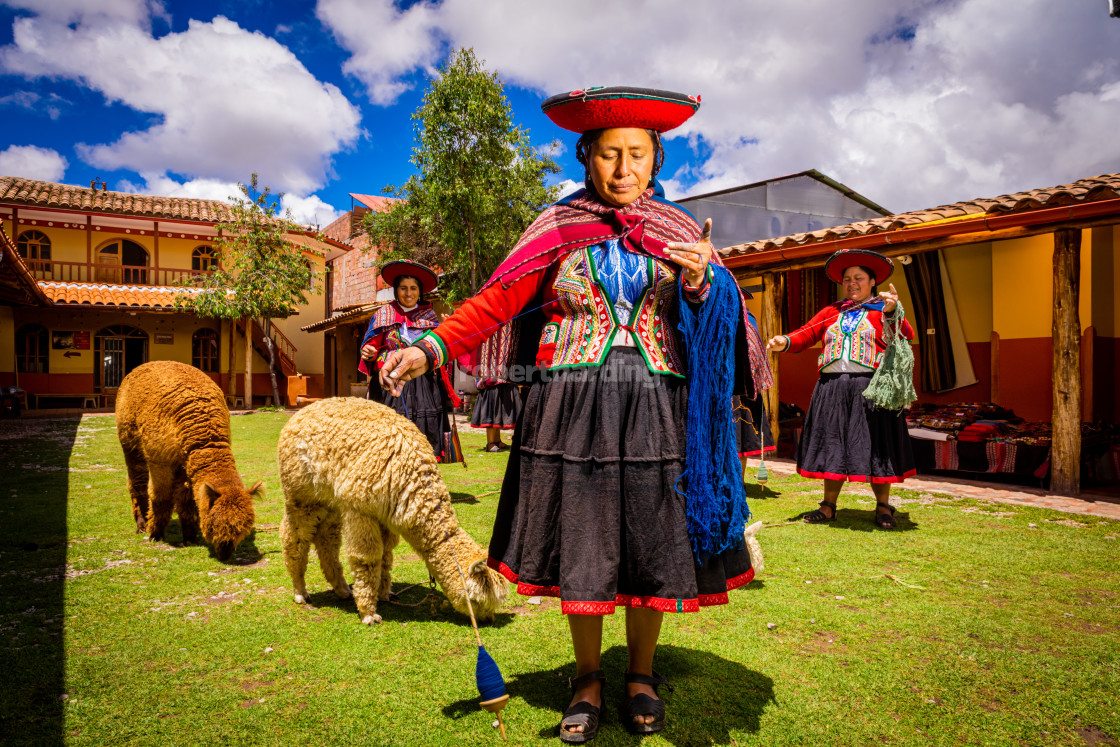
[95,325,148,389]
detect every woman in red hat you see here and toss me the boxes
[378,87,772,740]
[359,260,459,462]
[766,248,916,527]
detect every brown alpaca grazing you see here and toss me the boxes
[278,397,508,624]
[116,361,260,561]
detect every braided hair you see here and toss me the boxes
[574,128,664,195]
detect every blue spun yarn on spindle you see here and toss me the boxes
[475,645,506,701]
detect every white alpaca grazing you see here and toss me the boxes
[278,397,508,624]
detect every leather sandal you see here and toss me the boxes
[623,671,673,735]
[485,442,503,453]
[560,670,605,743]
[874,502,897,529]
[804,500,837,523]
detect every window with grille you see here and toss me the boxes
[192,328,220,373]
[192,246,218,272]
[16,323,49,373]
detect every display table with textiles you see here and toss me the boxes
[905,403,1116,486]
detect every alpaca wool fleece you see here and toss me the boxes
[278,398,508,625]
[116,361,260,561]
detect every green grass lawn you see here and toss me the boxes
[1,411,1118,746]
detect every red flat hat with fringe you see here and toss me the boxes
[824,248,895,285]
[380,260,439,295]
[541,86,700,133]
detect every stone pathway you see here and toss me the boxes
[746,457,1120,521]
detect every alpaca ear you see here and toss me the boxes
[247,480,265,499]
[468,557,488,576]
[202,482,221,509]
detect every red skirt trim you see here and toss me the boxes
[738,445,777,458]
[795,467,916,484]
[488,558,755,615]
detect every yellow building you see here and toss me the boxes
[0,176,343,409]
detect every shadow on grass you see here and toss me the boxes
[0,417,81,746]
[449,491,479,504]
[743,483,783,501]
[786,507,919,532]
[442,644,775,744]
[299,581,517,629]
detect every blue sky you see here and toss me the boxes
[2,0,1119,230]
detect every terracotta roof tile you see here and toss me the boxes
[0,176,232,223]
[39,281,197,309]
[721,172,1120,257]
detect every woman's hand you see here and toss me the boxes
[360,344,377,361]
[879,283,899,313]
[378,347,430,397]
[766,335,788,352]
[666,218,714,288]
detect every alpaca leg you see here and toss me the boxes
[175,475,199,544]
[121,445,150,533]
[280,507,316,604]
[378,526,399,602]
[146,465,176,542]
[314,511,351,600]
[344,513,386,625]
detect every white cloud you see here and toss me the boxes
[281,193,344,229]
[552,178,580,199]
[318,0,1120,212]
[0,144,68,181]
[1,6,362,195]
[114,173,342,229]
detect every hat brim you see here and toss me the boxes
[542,87,700,133]
[825,249,894,285]
[381,260,438,295]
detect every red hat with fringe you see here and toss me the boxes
[380,260,439,295]
[541,86,700,133]
[824,248,895,285]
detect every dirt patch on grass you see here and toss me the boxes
[1077,725,1120,746]
[239,680,275,692]
[200,592,240,605]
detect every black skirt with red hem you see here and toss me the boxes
[733,394,776,457]
[470,382,522,429]
[486,348,754,616]
[796,371,915,483]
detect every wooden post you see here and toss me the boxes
[989,331,1000,404]
[759,271,785,442]
[1051,228,1081,496]
[244,317,253,410]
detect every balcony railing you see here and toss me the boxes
[25,259,213,287]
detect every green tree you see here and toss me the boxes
[366,47,560,299]
[177,174,318,409]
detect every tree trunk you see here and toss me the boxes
[466,218,478,292]
[262,317,282,408]
[243,315,253,410]
[760,272,785,443]
[1050,228,1081,496]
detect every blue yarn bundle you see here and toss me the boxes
[475,645,506,701]
[676,265,750,562]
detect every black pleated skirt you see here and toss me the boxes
[487,348,754,615]
[368,371,451,460]
[733,394,775,457]
[796,371,916,483]
[470,383,522,429]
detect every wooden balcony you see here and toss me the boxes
[25,259,212,287]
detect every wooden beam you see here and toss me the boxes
[989,331,1000,405]
[723,215,1120,277]
[1050,228,1081,496]
[759,271,785,442]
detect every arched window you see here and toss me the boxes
[16,323,49,373]
[192,246,218,272]
[96,239,149,284]
[17,230,51,277]
[192,328,220,373]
